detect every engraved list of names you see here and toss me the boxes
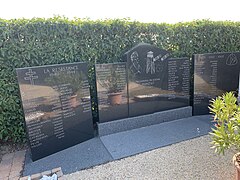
[16,62,94,161]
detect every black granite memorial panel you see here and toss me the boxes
[124,43,190,117]
[95,63,128,123]
[16,62,94,161]
[238,76,240,104]
[193,52,240,115]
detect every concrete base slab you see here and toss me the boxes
[100,115,212,159]
[23,137,113,176]
[22,114,213,176]
[98,106,192,136]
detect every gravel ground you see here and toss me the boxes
[64,135,235,180]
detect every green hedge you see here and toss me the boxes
[0,17,240,142]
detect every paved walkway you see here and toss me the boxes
[23,115,212,176]
[0,150,26,180]
[0,151,64,180]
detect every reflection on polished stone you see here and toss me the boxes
[193,52,240,115]
[95,63,128,123]
[16,62,94,161]
[123,43,190,117]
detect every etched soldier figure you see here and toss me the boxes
[130,51,142,74]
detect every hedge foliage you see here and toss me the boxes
[0,17,240,142]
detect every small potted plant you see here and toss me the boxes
[209,92,240,179]
[99,66,124,105]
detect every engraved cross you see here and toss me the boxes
[24,69,38,85]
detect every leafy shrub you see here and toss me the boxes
[210,92,240,154]
[0,17,240,142]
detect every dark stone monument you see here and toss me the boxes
[238,76,240,104]
[16,62,94,161]
[95,63,128,123]
[193,52,240,115]
[124,43,190,117]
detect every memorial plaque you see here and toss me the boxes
[95,63,128,123]
[238,74,240,104]
[16,62,94,161]
[124,43,190,117]
[193,52,240,115]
